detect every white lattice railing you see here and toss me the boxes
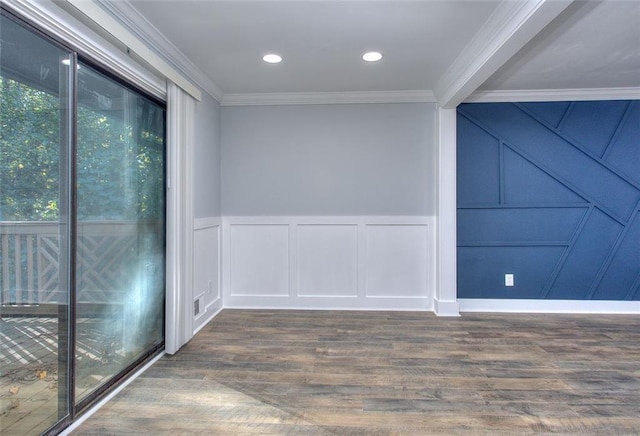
[0,221,163,306]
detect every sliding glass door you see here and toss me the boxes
[74,62,165,405]
[0,13,73,434]
[0,10,166,434]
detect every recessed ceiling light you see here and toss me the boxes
[263,54,282,64]
[362,51,383,62]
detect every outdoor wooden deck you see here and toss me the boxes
[1,314,125,435]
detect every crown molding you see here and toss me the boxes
[466,87,640,103]
[221,90,437,107]
[2,0,166,99]
[95,0,224,102]
[434,0,572,109]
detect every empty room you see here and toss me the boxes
[0,0,638,434]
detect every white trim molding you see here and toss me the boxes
[222,216,435,311]
[221,90,437,107]
[459,299,640,314]
[466,87,640,103]
[194,217,222,231]
[94,0,223,101]
[165,83,196,354]
[434,0,573,108]
[434,108,460,317]
[192,217,223,334]
[433,299,461,317]
[2,0,166,100]
[63,0,202,101]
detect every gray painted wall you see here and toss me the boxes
[193,91,222,218]
[221,103,436,216]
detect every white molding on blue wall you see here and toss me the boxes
[466,87,640,103]
[459,299,640,314]
[221,90,437,107]
[433,0,572,108]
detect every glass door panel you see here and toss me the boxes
[1,10,166,434]
[74,63,165,403]
[0,13,72,434]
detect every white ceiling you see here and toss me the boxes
[481,1,640,91]
[126,0,640,98]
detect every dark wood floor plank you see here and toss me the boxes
[74,310,640,435]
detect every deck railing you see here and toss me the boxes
[0,221,163,306]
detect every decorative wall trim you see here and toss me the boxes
[193,305,223,336]
[226,297,433,312]
[459,298,640,314]
[433,298,461,317]
[435,108,459,314]
[64,0,201,100]
[457,102,640,301]
[165,83,196,354]
[466,87,640,103]
[221,90,437,107]
[194,217,222,230]
[192,217,222,334]
[94,0,223,101]
[433,0,572,108]
[2,0,166,100]
[222,216,434,311]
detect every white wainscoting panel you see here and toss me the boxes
[365,225,429,297]
[297,225,358,297]
[193,217,222,333]
[223,217,433,310]
[229,224,290,296]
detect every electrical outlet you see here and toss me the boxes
[505,274,514,287]
[208,280,213,294]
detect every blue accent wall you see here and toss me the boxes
[457,101,640,300]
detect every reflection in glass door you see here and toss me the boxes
[0,13,73,434]
[74,63,165,405]
[0,9,166,434]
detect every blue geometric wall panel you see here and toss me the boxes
[503,148,585,204]
[560,101,630,157]
[457,101,640,301]
[458,246,566,299]
[457,115,500,205]
[605,102,640,186]
[519,102,570,128]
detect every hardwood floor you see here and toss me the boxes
[74,310,640,435]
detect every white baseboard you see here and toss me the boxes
[225,295,432,311]
[193,302,223,335]
[433,298,461,316]
[459,298,640,314]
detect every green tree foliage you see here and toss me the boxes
[1,75,165,222]
[0,76,60,221]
